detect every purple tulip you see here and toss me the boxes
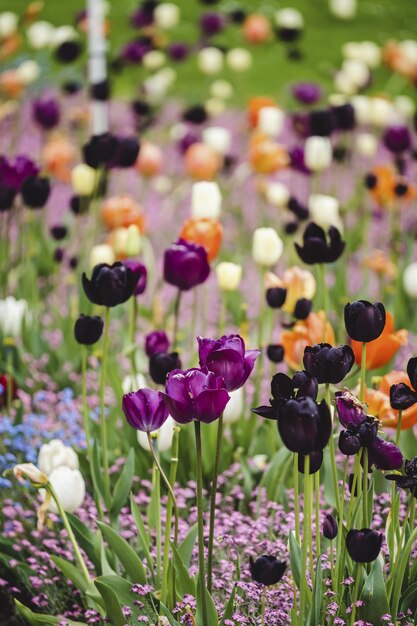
[163,239,210,291]
[32,97,61,130]
[168,42,190,62]
[200,12,225,36]
[346,529,383,563]
[124,260,147,295]
[121,40,151,64]
[292,82,321,105]
[323,514,338,540]
[145,330,170,357]
[162,367,230,424]
[197,334,260,392]
[122,388,168,432]
[0,155,39,191]
[383,125,411,154]
[288,145,311,174]
[335,390,367,428]
[390,357,417,410]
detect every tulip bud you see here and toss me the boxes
[154,3,180,29]
[355,132,378,157]
[27,20,55,49]
[369,97,395,128]
[210,79,233,100]
[252,228,283,266]
[266,344,284,363]
[38,439,79,476]
[266,287,287,308]
[205,98,226,117]
[403,263,417,299]
[216,262,242,291]
[308,194,342,231]
[143,50,166,70]
[323,514,338,540]
[304,136,332,172]
[202,127,231,155]
[16,60,41,85]
[298,450,324,474]
[71,163,96,196]
[226,48,252,72]
[265,182,290,209]
[137,416,176,452]
[395,95,415,120]
[197,47,223,75]
[191,181,222,219]
[0,11,18,38]
[45,466,85,513]
[344,300,386,342]
[149,352,182,385]
[89,244,115,269]
[329,0,357,20]
[125,225,142,257]
[275,8,304,30]
[50,25,78,48]
[0,296,28,337]
[258,107,285,137]
[74,314,104,345]
[341,59,369,90]
[21,177,50,209]
[146,331,170,357]
[223,388,244,424]
[13,463,48,486]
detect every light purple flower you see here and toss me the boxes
[197,334,260,391]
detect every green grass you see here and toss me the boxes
[2,0,417,104]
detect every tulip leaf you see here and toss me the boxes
[400,581,417,614]
[219,582,237,626]
[178,522,198,568]
[97,521,147,583]
[306,556,323,626]
[91,442,107,506]
[289,530,301,590]
[110,447,135,518]
[94,579,125,626]
[171,541,196,598]
[50,555,92,594]
[14,600,86,625]
[130,492,155,576]
[196,576,219,626]
[159,601,182,625]
[358,559,389,625]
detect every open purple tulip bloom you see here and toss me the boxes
[162,367,230,424]
[163,239,210,291]
[122,388,169,432]
[197,334,260,392]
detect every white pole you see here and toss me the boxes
[87,0,108,134]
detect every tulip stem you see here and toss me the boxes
[172,289,182,352]
[395,410,403,445]
[359,342,367,403]
[147,432,179,543]
[207,413,223,594]
[326,384,341,513]
[260,586,266,626]
[81,347,92,462]
[194,421,208,626]
[362,448,369,527]
[320,264,329,342]
[349,564,361,626]
[300,454,310,621]
[293,453,300,544]
[6,348,13,414]
[129,297,138,380]
[315,470,321,557]
[99,307,111,508]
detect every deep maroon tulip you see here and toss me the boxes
[82,262,140,307]
[288,196,309,220]
[294,298,312,320]
[122,388,168,432]
[91,80,110,101]
[55,40,82,63]
[346,528,383,563]
[182,105,208,125]
[162,367,230,424]
[266,344,284,363]
[390,357,417,410]
[303,343,354,384]
[292,82,321,105]
[145,331,170,357]
[298,450,323,474]
[0,156,39,191]
[252,370,318,420]
[295,223,345,265]
[121,40,151,64]
[74,314,104,345]
[54,248,64,263]
[278,397,332,455]
[0,374,17,408]
[289,146,311,175]
[83,133,119,168]
[383,125,411,154]
[123,260,147,295]
[309,109,334,137]
[32,97,60,130]
[266,287,287,309]
[292,112,311,138]
[149,352,182,385]
[113,137,140,168]
[50,225,68,241]
[249,555,286,586]
[164,239,210,291]
[197,334,260,392]
[323,514,338,540]
[344,300,386,342]
[21,176,50,208]
[339,429,361,455]
[367,437,403,471]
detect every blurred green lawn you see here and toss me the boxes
[3,0,417,105]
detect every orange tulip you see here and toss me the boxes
[42,136,77,183]
[369,165,416,207]
[247,96,276,128]
[0,70,24,99]
[242,14,272,44]
[350,312,407,370]
[184,143,221,181]
[365,371,417,430]
[100,195,147,232]
[135,141,162,178]
[281,311,335,371]
[180,218,223,262]
[249,132,289,174]
[0,34,21,60]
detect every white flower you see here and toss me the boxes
[112,225,141,257]
[143,68,176,103]
[44,466,85,513]
[275,8,304,29]
[0,296,28,337]
[16,60,41,85]
[154,3,180,29]
[223,388,244,424]
[89,244,115,268]
[333,70,357,96]
[369,97,395,128]
[137,416,175,452]
[122,373,147,394]
[143,50,166,70]
[257,107,285,137]
[13,463,48,485]
[27,21,56,49]
[210,79,233,100]
[226,48,252,72]
[71,163,96,195]
[265,182,290,209]
[216,262,242,291]
[304,136,332,172]
[341,59,370,89]
[205,98,226,116]
[252,228,283,266]
[50,25,78,48]
[403,263,417,299]
[329,0,357,20]
[355,133,378,158]
[198,47,223,75]
[0,12,18,38]
[351,95,371,125]
[252,454,268,471]
[395,95,415,120]
[38,439,79,476]
[308,194,342,231]
[191,182,222,219]
[202,127,231,155]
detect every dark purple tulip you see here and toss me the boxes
[228,8,246,23]
[32,97,60,130]
[91,80,110,101]
[162,367,230,424]
[387,457,417,497]
[197,334,260,392]
[21,176,50,209]
[390,357,417,410]
[339,429,361,455]
[278,397,332,455]
[266,287,287,309]
[122,388,168,433]
[0,185,16,211]
[288,196,309,220]
[130,2,155,28]
[164,239,210,291]
[266,344,284,363]
[295,223,345,265]
[0,156,39,191]
[332,103,355,131]
[182,105,208,125]
[113,137,140,168]
[82,262,140,307]
[200,12,225,36]
[344,300,386,343]
[149,352,182,385]
[54,247,64,263]
[74,314,104,345]
[323,514,338,540]
[123,260,147,295]
[55,40,82,63]
[383,125,411,154]
[168,42,190,62]
[178,131,200,154]
[309,109,334,137]
[298,450,323,474]
[346,529,383,563]
[289,146,311,175]
[335,390,367,428]
[292,82,321,105]
[121,40,151,64]
[83,133,119,169]
[294,298,312,320]
[50,225,67,241]
[303,343,354,384]
[249,555,286,586]
[291,112,311,138]
[252,370,318,421]
[367,437,403,471]
[145,331,170,357]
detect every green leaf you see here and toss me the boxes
[359,559,390,626]
[306,555,323,626]
[289,531,301,590]
[94,579,125,626]
[14,600,86,625]
[91,442,106,505]
[130,492,155,575]
[178,523,198,568]
[110,448,135,518]
[171,541,196,598]
[219,583,237,626]
[400,581,417,614]
[159,602,182,626]
[50,555,92,594]
[196,577,218,626]
[97,520,147,583]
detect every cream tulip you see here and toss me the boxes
[304,136,332,172]
[265,182,290,209]
[16,60,41,85]
[210,79,233,100]
[223,388,244,424]
[0,12,18,38]
[27,21,55,49]
[154,3,180,29]
[216,262,242,291]
[252,228,283,266]
[308,194,342,231]
[191,181,222,219]
[38,439,79,476]
[403,263,417,299]
[71,163,96,196]
[202,127,231,155]
[197,47,223,75]
[329,0,357,19]
[226,48,252,72]
[89,244,115,269]
[46,466,85,513]
[0,296,28,337]
[355,133,378,158]
[257,107,285,137]
[137,416,175,452]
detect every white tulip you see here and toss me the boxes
[333,70,357,96]
[137,416,175,452]
[359,42,381,68]
[355,133,378,158]
[38,440,79,477]
[50,25,78,48]
[223,388,244,424]
[226,48,252,72]
[252,454,268,471]
[0,296,28,337]
[154,3,180,29]
[122,373,147,394]
[308,194,342,231]
[202,127,231,155]
[198,47,223,75]
[304,136,332,172]
[275,8,304,29]
[252,228,283,266]
[216,262,242,291]
[112,225,141,257]
[143,50,166,70]
[89,244,115,269]
[205,98,226,116]
[403,263,417,299]
[395,95,415,120]
[27,21,56,49]
[265,182,290,209]
[399,40,417,65]
[13,463,48,485]
[71,164,96,196]
[210,79,233,100]
[369,97,395,128]
[191,182,222,219]
[152,175,173,195]
[45,466,85,513]
[329,0,357,19]
[341,59,370,89]
[143,68,176,103]
[16,60,41,85]
[257,107,285,137]
[0,12,18,38]
[351,95,371,125]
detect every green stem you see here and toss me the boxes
[395,410,403,446]
[315,470,321,557]
[147,433,179,543]
[261,586,266,626]
[81,347,92,462]
[300,455,310,621]
[326,384,341,513]
[359,342,367,403]
[172,289,182,351]
[99,307,111,508]
[129,297,138,380]
[362,448,369,527]
[294,453,300,544]
[194,421,208,626]
[391,525,417,619]
[207,413,224,594]
[152,440,162,587]
[350,565,361,626]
